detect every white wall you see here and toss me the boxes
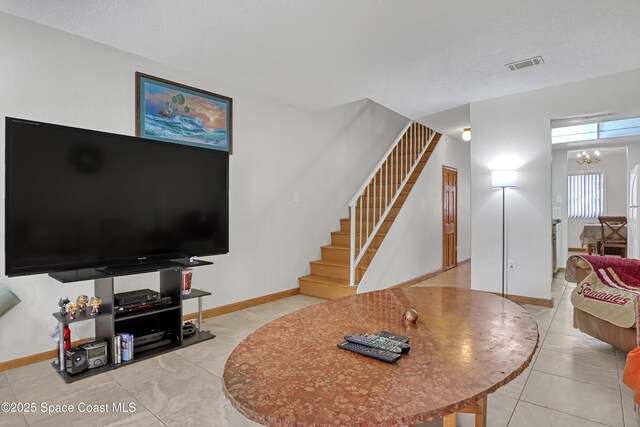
[0,13,409,363]
[471,68,640,300]
[358,134,471,292]
[551,147,568,270]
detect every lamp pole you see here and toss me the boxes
[491,170,516,299]
[501,186,506,298]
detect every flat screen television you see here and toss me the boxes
[5,117,229,277]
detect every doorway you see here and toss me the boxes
[443,166,458,270]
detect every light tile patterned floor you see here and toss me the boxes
[0,268,636,426]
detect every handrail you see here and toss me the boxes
[348,122,436,285]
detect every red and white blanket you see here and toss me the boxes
[570,256,640,328]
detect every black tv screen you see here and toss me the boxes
[5,117,229,276]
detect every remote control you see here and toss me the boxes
[345,333,409,354]
[337,341,401,363]
[375,331,410,344]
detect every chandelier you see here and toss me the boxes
[576,150,601,165]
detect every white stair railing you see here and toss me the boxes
[348,122,437,285]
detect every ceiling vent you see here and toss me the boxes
[505,56,544,71]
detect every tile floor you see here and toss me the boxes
[0,270,636,426]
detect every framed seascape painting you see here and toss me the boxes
[136,72,233,153]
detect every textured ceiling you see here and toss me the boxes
[2,1,640,119]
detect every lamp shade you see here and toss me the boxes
[491,169,517,188]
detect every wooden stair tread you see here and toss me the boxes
[341,217,394,222]
[298,275,351,287]
[310,259,369,269]
[331,231,387,237]
[321,244,376,253]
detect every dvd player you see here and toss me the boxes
[133,330,165,346]
[114,288,160,306]
[114,296,172,314]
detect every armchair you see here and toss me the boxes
[566,255,638,352]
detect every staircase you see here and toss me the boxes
[299,122,441,299]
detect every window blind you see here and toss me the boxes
[568,173,604,218]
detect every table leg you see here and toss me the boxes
[442,413,456,427]
[457,396,487,427]
[587,243,593,255]
[476,397,487,427]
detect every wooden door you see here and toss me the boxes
[443,166,458,270]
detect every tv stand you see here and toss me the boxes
[49,260,214,383]
[96,260,182,276]
[49,258,212,282]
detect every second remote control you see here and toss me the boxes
[345,333,406,354]
[376,331,410,344]
[337,341,401,363]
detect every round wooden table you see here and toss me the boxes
[223,287,539,426]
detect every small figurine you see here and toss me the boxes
[67,302,79,320]
[76,295,89,314]
[402,308,419,324]
[89,296,101,317]
[58,297,70,316]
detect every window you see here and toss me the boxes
[552,117,640,144]
[568,173,604,218]
[551,123,598,144]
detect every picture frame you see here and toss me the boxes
[135,72,233,153]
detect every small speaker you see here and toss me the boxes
[65,348,88,375]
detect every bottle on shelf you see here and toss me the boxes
[63,325,71,350]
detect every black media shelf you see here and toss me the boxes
[52,310,111,324]
[114,305,180,322]
[51,263,215,384]
[53,330,216,383]
[182,288,212,300]
[182,330,216,346]
[49,258,213,283]
[52,358,113,383]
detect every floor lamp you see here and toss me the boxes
[491,170,517,298]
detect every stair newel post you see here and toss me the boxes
[349,203,356,286]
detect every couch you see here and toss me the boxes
[565,255,638,352]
